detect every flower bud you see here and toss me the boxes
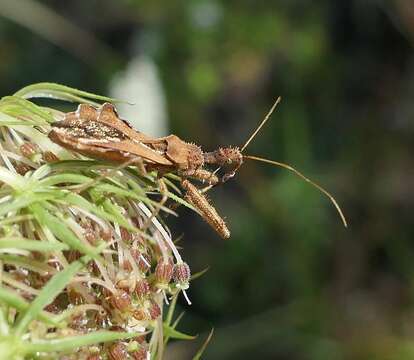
[116,278,134,291]
[135,279,150,300]
[110,290,131,312]
[108,342,127,360]
[15,163,32,175]
[93,309,108,328]
[173,262,191,289]
[149,301,161,320]
[155,259,174,286]
[43,151,59,163]
[67,287,83,305]
[87,355,101,360]
[131,250,151,274]
[120,227,132,242]
[20,142,39,158]
[131,348,149,360]
[99,227,113,242]
[132,309,147,321]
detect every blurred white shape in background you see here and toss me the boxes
[110,55,168,137]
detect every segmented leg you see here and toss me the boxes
[179,169,219,185]
[181,179,230,239]
[134,157,147,176]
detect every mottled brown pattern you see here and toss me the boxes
[48,102,249,239]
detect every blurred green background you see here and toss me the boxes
[1,1,414,359]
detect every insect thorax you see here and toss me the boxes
[186,143,204,171]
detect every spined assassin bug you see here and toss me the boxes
[48,99,347,239]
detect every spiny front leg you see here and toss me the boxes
[179,169,219,186]
[181,179,230,239]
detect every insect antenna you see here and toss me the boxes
[241,96,282,152]
[236,98,347,227]
[243,154,348,227]
[208,97,282,183]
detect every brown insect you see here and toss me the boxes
[48,100,347,238]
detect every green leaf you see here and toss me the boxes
[101,199,137,231]
[0,237,68,252]
[190,267,210,281]
[0,214,34,227]
[164,308,186,347]
[0,254,57,274]
[172,312,186,329]
[0,111,42,126]
[39,173,93,187]
[93,183,176,216]
[22,331,142,354]
[0,119,34,126]
[0,193,60,217]
[0,96,54,124]
[192,328,214,360]
[163,324,196,340]
[31,164,52,181]
[59,192,136,232]
[0,167,26,190]
[92,183,145,201]
[0,287,59,326]
[165,294,178,327]
[14,82,122,105]
[48,159,107,171]
[30,203,100,259]
[167,191,198,213]
[162,177,182,195]
[14,256,87,335]
[0,305,9,335]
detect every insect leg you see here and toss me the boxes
[134,157,147,176]
[181,179,230,239]
[179,169,219,185]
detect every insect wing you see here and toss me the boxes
[48,127,172,165]
[49,103,173,165]
[94,103,153,142]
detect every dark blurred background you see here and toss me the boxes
[1,1,414,359]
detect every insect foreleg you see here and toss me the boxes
[179,169,219,186]
[181,179,230,239]
[134,157,147,176]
